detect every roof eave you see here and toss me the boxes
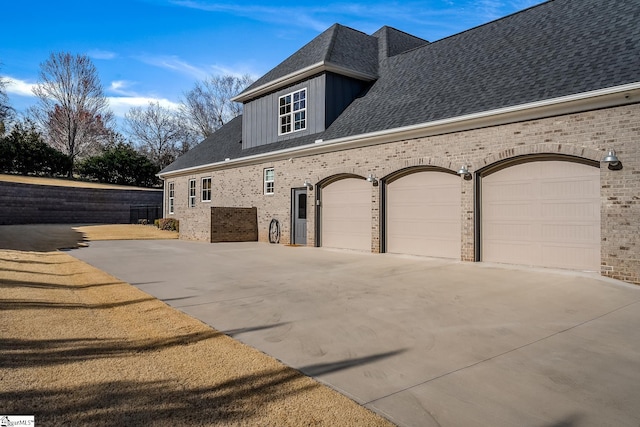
[231,61,377,103]
[160,82,640,179]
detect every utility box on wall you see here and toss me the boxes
[210,207,258,243]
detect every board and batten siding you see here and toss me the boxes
[325,73,369,128]
[242,75,326,149]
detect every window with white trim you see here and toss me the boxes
[188,179,196,207]
[168,182,175,214]
[278,88,306,135]
[201,177,211,202]
[264,168,275,195]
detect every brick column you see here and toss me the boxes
[371,181,381,253]
[461,174,475,262]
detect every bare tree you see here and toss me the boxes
[125,102,197,169]
[180,74,253,138]
[0,64,13,135]
[31,52,113,176]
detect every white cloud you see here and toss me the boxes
[88,49,117,60]
[5,77,37,97]
[169,1,329,32]
[167,1,545,41]
[108,96,181,118]
[109,80,139,96]
[207,64,258,80]
[136,54,208,80]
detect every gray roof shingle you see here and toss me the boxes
[161,0,640,175]
[238,24,379,98]
[323,0,640,139]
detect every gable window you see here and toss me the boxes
[168,182,175,214]
[279,88,306,135]
[202,177,211,202]
[188,179,196,207]
[264,168,275,195]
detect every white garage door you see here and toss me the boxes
[387,171,461,258]
[482,160,600,271]
[321,178,371,251]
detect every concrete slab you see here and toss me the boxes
[70,240,640,427]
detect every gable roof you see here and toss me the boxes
[161,0,640,176]
[233,24,379,102]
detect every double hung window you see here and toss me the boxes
[279,88,306,134]
[188,179,196,207]
[168,182,175,214]
[201,177,211,202]
[264,168,275,195]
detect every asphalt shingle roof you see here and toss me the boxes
[161,0,640,175]
[239,24,379,97]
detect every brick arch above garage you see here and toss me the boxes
[477,143,604,171]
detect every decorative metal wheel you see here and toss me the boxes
[269,219,280,244]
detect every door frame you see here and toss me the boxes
[474,153,600,262]
[381,166,458,253]
[290,187,307,245]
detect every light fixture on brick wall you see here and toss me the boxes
[457,165,472,180]
[603,149,622,170]
[366,173,378,185]
[303,179,313,190]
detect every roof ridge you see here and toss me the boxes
[374,25,428,43]
[430,0,551,45]
[323,23,341,63]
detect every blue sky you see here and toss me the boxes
[1,0,543,124]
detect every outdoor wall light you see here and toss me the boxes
[366,173,378,185]
[303,179,313,190]
[603,149,622,170]
[457,165,472,180]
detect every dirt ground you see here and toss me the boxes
[0,224,393,426]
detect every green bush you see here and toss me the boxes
[0,120,71,177]
[158,218,179,232]
[76,143,160,187]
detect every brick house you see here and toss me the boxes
[159,0,640,284]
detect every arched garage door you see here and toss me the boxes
[321,178,371,251]
[482,160,600,271]
[386,171,461,258]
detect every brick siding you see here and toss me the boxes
[165,104,640,284]
[211,207,258,242]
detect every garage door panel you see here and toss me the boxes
[484,202,537,219]
[392,219,460,238]
[541,201,599,220]
[482,181,536,201]
[322,178,371,251]
[482,160,600,271]
[541,244,600,270]
[541,223,600,242]
[387,171,461,259]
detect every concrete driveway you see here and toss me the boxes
[71,240,640,427]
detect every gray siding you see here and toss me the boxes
[242,75,326,149]
[0,181,162,225]
[325,72,368,128]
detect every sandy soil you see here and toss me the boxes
[0,225,393,426]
